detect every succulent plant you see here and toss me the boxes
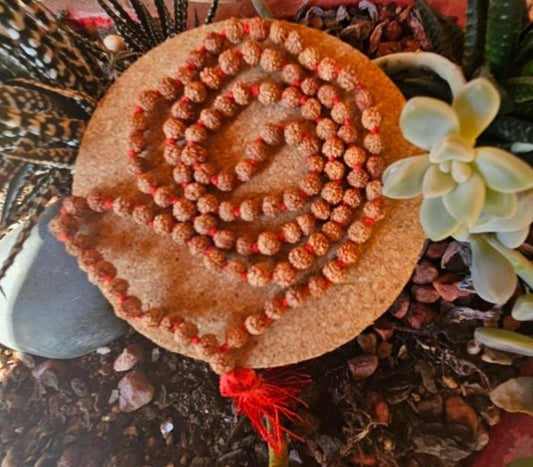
[379,0,533,158]
[383,74,533,304]
[0,0,112,283]
[96,0,220,62]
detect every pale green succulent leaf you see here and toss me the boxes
[470,236,517,304]
[400,97,460,150]
[475,146,533,193]
[420,197,461,240]
[422,165,456,198]
[512,295,533,321]
[471,190,533,233]
[382,155,430,199]
[476,328,533,356]
[496,227,530,249]
[451,161,472,183]
[511,294,533,321]
[483,189,518,218]
[452,78,501,142]
[443,172,485,227]
[451,225,471,242]
[490,377,533,416]
[429,134,475,163]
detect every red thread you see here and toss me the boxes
[181,182,189,189]
[277,232,286,242]
[336,259,346,269]
[226,91,234,99]
[251,85,260,97]
[210,176,219,186]
[291,80,301,88]
[208,228,217,237]
[187,62,196,71]
[166,138,176,145]
[334,66,342,75]
[57,235,69,242]
[217,69,227,78]
[312,64,319,71]
[333,97,340,104]
[241,272,248,281]
[281,298,289,307]
[252,243,259,253]
[343,119,352,126]
[171,321,182,331]
[217,343,230,353]
[199,45,206,52]
[197,119,204,126]
[236,50,243,58]
[181,96,191,103]
[149,186,157,195]
[328,157,336,162]
[134,105,143,114]
[219,368,311,456]
[352,163,363,170]
[299,96,308,105]
[302,134,309,141]
[118,295,127,305]
[220,29,227,38]
[233,208,241,217]
[298,190,308,199]
[127,150,137,158]
[280,204,287,212]
[190,336,200,345]
[104,198,114,209]
[60,207,67,216]
[248,158,258,166]
[371,127,380,135]
[356,82,364,89]
[363,216,375,226]
[186,140,195,147]
[192,162,201,170]
[304,244,315,254]
[243,23,250,34]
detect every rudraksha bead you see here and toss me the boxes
[245,313,269,335]
[225,325,249,349]
[172,222,195,245]
[317,57,337,81]
[247,263,271,287]
[272,263,297,287]
[284,30,304,55]
[257,231,281,255]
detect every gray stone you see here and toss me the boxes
[0,201,127,358]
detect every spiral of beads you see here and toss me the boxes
[51,18,386,375]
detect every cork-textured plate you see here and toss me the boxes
[73,19,425,369]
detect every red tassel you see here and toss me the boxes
[220,367,311,456]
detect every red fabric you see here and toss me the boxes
[220,367,311,455]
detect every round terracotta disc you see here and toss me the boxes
[73,19,425,369]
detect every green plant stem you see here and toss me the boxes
[265,419,289,467]
[373,52,467,97]
[484,234,533,288]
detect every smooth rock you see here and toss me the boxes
[113,344,145,372]
[0,201,127,358]
[118,370,155,413]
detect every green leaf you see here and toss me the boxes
[462,0,489,78]
[514,27,533,67]
[400,97,459,150]
[490,376,533,414]
[484,114,533,145]
[506,76,533,103]
[512,294,533,321]
[422,164,456,198]
[521,59,533,76]
[453,78,500,142]
[443,172,485,227]
[507,457,533,467]
[475,146,533,192]
[420,196,461,240]
[483,188,518,218]
[429,134,475,163]
[415,0,464,62]
[485,0,524,79]
[496,227,530,248]
[451,161,473,183]
[471,190,533,233]
[470,236,517,303]
[382,155,430,199]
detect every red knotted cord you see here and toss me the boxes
[219,367,311,456]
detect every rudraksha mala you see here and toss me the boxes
[51,18,386,376]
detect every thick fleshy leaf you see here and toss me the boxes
[476,329,533,356]
[471,190,533,233]
[400,97,460,150]
[451,161,472,183]
[429,135,475,163]
[382,155,430,199]
[470,236,517,304]
[512,294,533,321]
[490,377,533,415]
[420,197,461,240]
[482,188,518,218]
[422,165,456,198]
[475,146,533,193]
[496,227,530,248]
[443,172,485,227]
[452,78,500,142]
